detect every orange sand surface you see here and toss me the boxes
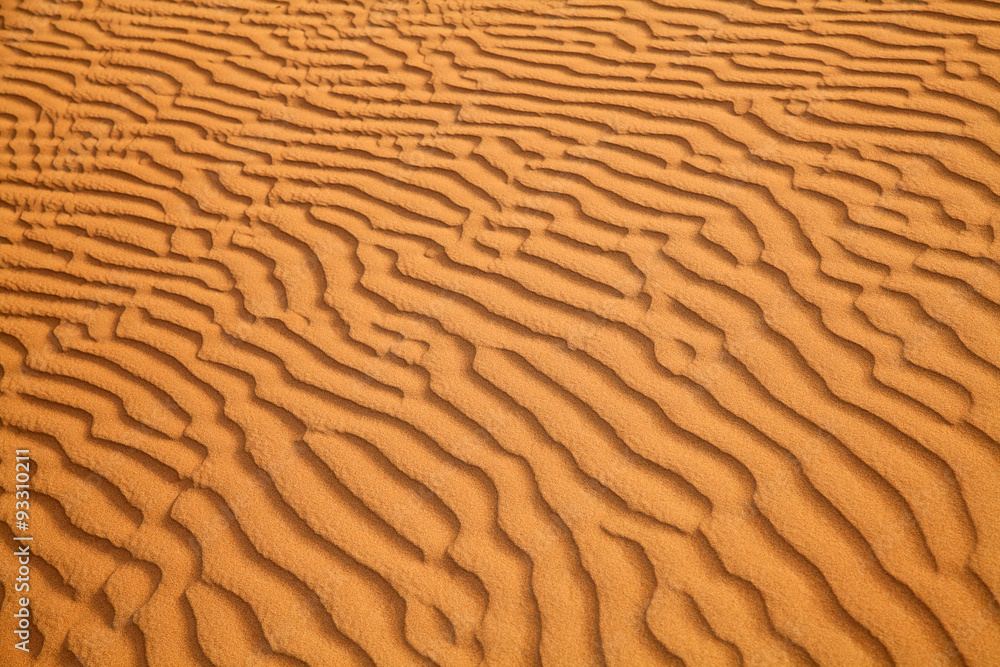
[1,0,1000,665]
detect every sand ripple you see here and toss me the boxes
[1,0,1000,664]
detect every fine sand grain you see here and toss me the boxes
[1,0,1000,665]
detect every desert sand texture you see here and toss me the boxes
[1,0,999,665]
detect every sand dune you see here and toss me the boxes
[1,0,999,664]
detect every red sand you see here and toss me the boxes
[1,1,999,664]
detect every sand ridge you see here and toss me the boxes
[0,0,999,664]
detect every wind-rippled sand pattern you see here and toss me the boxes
[1,0,999,664]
